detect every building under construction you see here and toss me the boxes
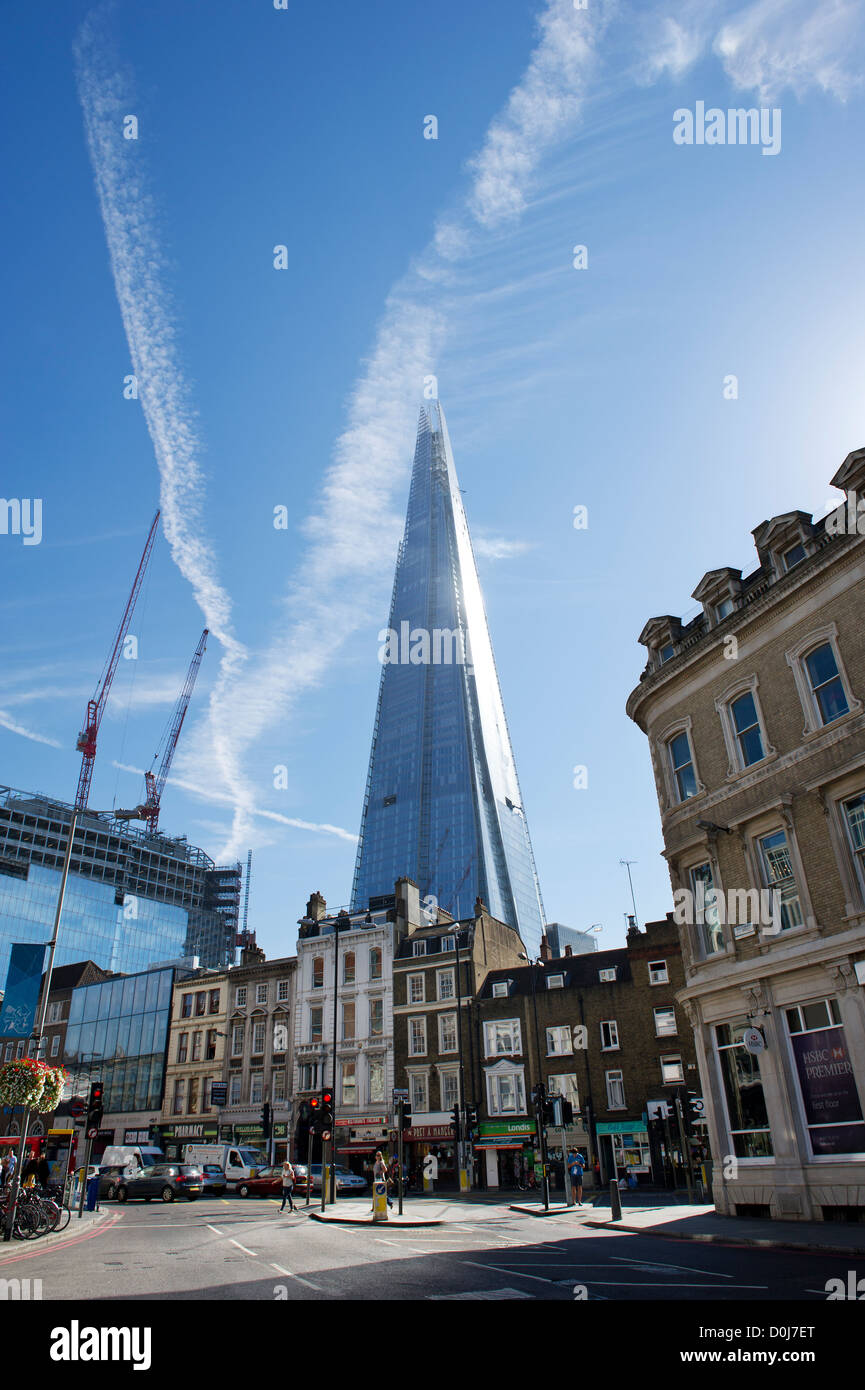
[0,783,241,981]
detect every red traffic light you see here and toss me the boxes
[321,1091,333,1107]
[310,1097,320,1110]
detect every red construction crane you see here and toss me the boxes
[116,628,209,833]
[74,510,160,812]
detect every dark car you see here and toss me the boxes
[98,1164,151,1200]
[200,1164,227,1196]
[115,1163,202,1203]
[237,1165,283,1198]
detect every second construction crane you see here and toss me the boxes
[116,628,209,834]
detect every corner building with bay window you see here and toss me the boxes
[627,446,865,1222]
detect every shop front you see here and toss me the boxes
[160,1120,220,1161]
[595,1120,651,1186]
[333,1116,391,1178]
[401,1123,460,1189]
[474,1120,537,1190]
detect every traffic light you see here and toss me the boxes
[320,1089,334,1129]
[531,1082,546,1111]
[261,1102,272,1139]
[86,1081,104,1130]
[561,1099,574,1125]
[542,1096,556,1125]
[450,1105,461,1140]
[399,1097,412,1131]
[309,1096,321,1132]
[465,1102,478,1134]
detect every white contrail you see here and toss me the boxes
[73,5,251,838]
[112,762,357,843]
[0,711,62,748]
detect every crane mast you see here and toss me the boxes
[116,628,209,833]
[74,511,160,812]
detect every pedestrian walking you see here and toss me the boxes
[0,1155,9,1189]
[279,1159,296,1212]
[568,1149,585,1205]
[6,1151,16,1186]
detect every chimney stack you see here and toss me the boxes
[539,932,551,962]
[306,891,327,922]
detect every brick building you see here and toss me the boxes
[392,878,525,1188]
[627,446,865,1222]
[474,917,697,1190]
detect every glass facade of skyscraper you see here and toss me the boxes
[0,786,241,983]
[0,864,188,986]
[64,967,174,1115]
[351,403,546,952]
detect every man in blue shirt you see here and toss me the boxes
[568,1150,585,1205]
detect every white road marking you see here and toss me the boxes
[206,1225,225,1236]
[564,1281,769,1289]
[428,1288,534,1300]
[271,1263,325,1292]
[230,1238,258,1256]
[462,1260,554,1286]
[610,1255,734,1278]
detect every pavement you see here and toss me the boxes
[307,1192,865,1254]
[0,1204,115,1265]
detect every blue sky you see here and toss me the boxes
[2,0,864,959]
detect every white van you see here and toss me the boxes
[100,1145,164,1177]
[183,1143,268,1189]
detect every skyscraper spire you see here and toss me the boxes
[351,401,545,950]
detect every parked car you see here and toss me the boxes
[98,1163,154,1200]
[115,1163,203,1203]
[200,1164,227,1196]
[237,1165,284,1198]
[305,1164,367,1194]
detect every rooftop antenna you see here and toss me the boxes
[619,858,640,931]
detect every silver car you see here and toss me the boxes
[307,1163,367,1193]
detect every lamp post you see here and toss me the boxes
[3,808,80,1242]
[519,951,549,1212]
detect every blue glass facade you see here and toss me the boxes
[64,967,174,1115]
[0,864,188,986]
[351,403,545,951]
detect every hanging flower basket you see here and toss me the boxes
[36,1065,65,1113]
[0,1058,48,1109]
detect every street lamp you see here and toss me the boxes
[518,951,550,1212]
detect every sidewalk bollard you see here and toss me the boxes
[372,1179,388,1223]
[609,1179,622,1222]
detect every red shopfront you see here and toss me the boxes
[333,1116,391,1178]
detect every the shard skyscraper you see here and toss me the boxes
[351,401,545,951]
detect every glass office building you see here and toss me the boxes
[351,403,546,952]
[64,966,174,1116]
[0,786,241,984]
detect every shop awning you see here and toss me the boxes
[473,1140,525,1150]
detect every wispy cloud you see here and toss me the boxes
[634,0,865,100]
[473,536,533,561]
[0,711,62,748]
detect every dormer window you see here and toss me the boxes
[659,644,675,664]
[783,542,806,570]
[546,974,564,990]
[715,597,734,621]
[492,981,509,998]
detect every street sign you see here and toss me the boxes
[68,1098,86,1119]
[321,1130,331,1142]
[210,1082,228,1107]
[86,1127,98,1139]
[392,1088,409,1101]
